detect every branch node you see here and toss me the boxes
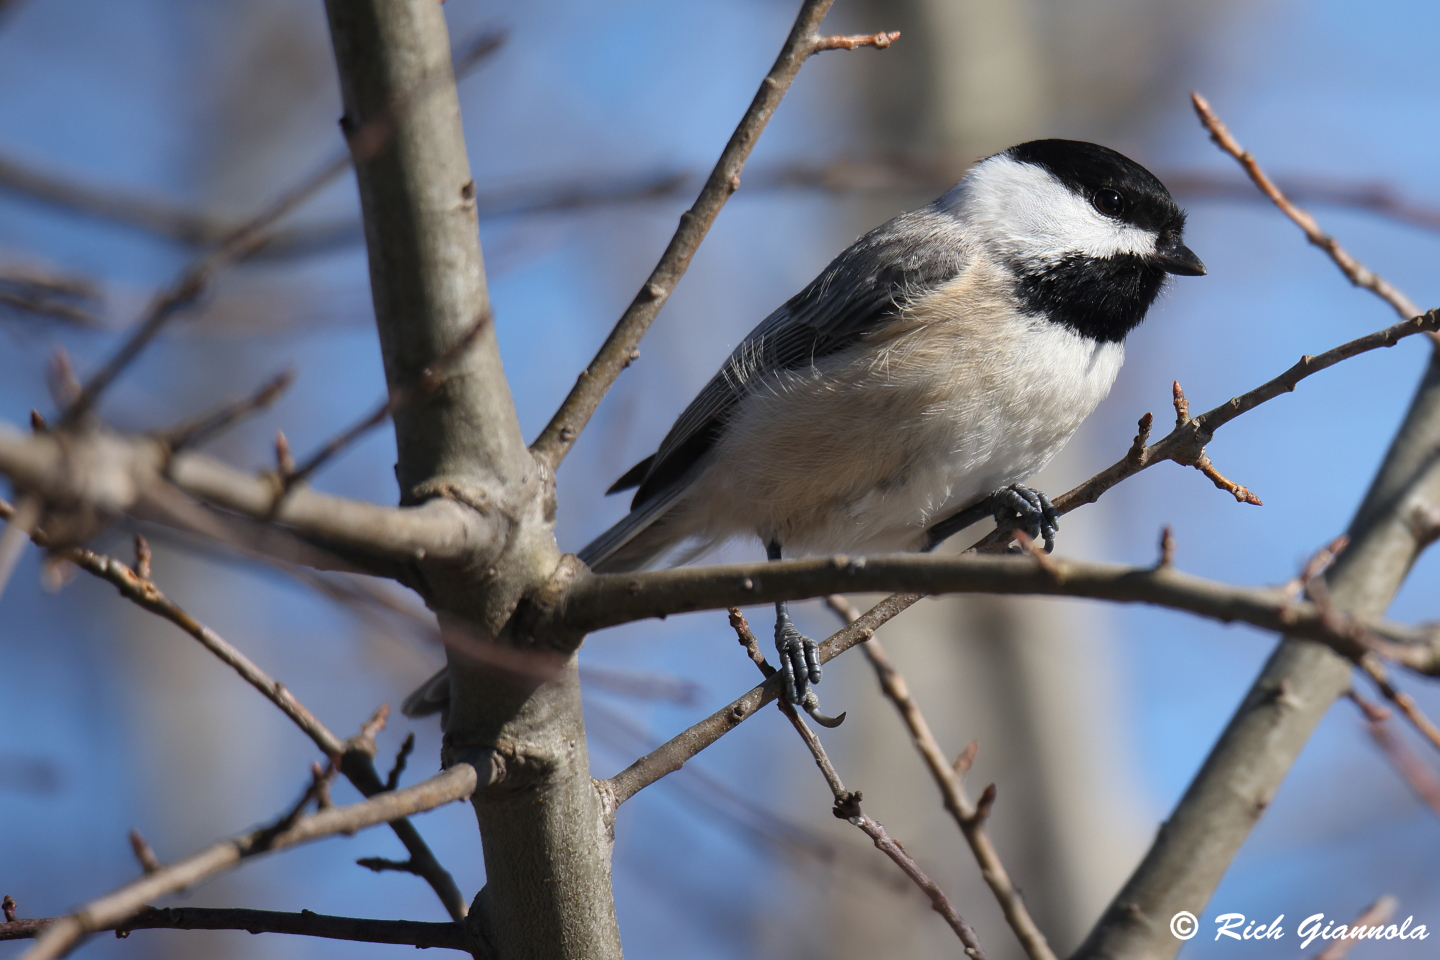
[813,30,901,52]
[128,829,162,874]
[3,895,16,922]
[1172,380,1191,426]
[1156,525,1176,569]
[347,703,390,760]
[1126,412,1154,465]
[29,410,46,433]
[953,740,979,776]
[274,430,295,482]
[832,789,864,820]
[973,782,997,826]
[132,534,152,582]
[385,733,416,792]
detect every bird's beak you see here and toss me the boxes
[1152,236,1206,276]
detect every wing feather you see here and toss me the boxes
[629,205,973,507]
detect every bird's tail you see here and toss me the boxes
[577,482,690,573]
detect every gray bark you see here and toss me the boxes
[320,3,620,958]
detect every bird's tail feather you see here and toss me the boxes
[578,483,689,573]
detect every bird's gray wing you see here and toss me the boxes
[619,206,973,507]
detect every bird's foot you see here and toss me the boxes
[990,484,1059,553]
[775,611,821,705]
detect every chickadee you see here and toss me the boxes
[403,139,1202,720]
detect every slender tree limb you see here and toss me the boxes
[64,539,348,754]
[772,692,988,960]
[13,528,468,921]
[530,0,898,469]
[160,370,295,452]
[825,595,1058,960]
[605,593,921,807]
[1074,347,1440,960]
[282,307,493,491]
[1048,309,1440,522]
[562,553,1437,664]
[16,763,482,960]
[0,290,102,328]
[0,426,500,569]
[1350,692,1440,819]
[1,907,470,951]
[1191,92,1423,323]
[15,143,1440,260]
[56,150,353,427]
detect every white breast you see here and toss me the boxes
[680,265,1125,556]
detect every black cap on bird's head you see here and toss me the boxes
[1006,139,1206,277]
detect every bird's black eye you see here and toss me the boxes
[1093,188,1126,217]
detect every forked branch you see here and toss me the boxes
[17,764,481,960]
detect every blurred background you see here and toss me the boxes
[1,0,1439,958]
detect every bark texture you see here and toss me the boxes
[321,3,619,958]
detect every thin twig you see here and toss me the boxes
[15,764,480,960]
[530,0,899,469]
[1349,691,1440,818]
[160,370,295,452]
[19,531,467,920]
[0,291,103,328]
[0,28,505,250]
[605,593,921,806]
[0,907,469,951]
[127,831,161,876]
[1191,92,1423,322]
[56,30,507,427]
[283,308,492,490]
[826,596,1057,960]
[775,698,988,959]
[64,544,346,754]
[385,732,416,792]
[1049,309,1440,521]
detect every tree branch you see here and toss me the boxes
[825,596,1057,960]
[774,694,988,959]
[530,0,897,469]
[604,593,922,806]
[562,553,1437,665]
[0,425,497,571]
[13,528,470,921]
[1047,309,1440,522]
[16,763,482,960]
[1,907,470,951]
[1074,348,1440,960]
[1191,92,1423,322]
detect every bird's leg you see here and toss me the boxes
[989,484,1059,552]
[768,540,821,705]
[923,484,1059,552]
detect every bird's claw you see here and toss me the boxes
[800,691,847,728]
[775,614,821,704]
[991,484,1059,552]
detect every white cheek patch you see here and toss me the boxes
[941,155,1157,265]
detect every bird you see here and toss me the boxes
[403,138,1203,721]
